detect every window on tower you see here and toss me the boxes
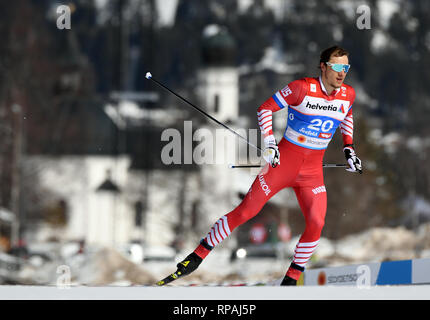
[214,94,220,113]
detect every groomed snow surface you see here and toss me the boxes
[1,284,430,300]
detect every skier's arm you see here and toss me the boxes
[257,79,307,138]
[258,80,306,167]
[340,88,362,173]
[339,86,356,146]
[257,97,280,137]
[257,98,281,167]
[340,107,354,146]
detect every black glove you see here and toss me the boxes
[343,144,362,174]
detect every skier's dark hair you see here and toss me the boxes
[319,46,349,68]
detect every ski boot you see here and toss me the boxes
[156,252,203,286]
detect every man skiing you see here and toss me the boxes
[157,45,362,286]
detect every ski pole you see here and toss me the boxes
[146,72,349,171]
[145,72,263,153]
[229,163,349,169]
[322,164,349,168]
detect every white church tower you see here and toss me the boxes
[197,25,239,123]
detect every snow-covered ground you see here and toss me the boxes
[1,284,430,300]
[3,223,430,287]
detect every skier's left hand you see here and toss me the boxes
[343,145,362,174]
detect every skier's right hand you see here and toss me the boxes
[263,135,280,168]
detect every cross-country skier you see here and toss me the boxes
[157,45,362,286]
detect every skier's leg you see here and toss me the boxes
[155,166,289,286]
[156,139,302,285]
[193,164,290,259]
[194,143,307,260]
[281,185,327,285]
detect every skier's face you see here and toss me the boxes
[321,55,349,89]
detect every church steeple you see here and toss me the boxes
[197,25,239,123]
[201,25,237,67]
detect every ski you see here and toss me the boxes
[156,270,185,286]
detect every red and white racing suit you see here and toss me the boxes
[194,76,356,280]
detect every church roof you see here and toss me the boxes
[201,24,236,66]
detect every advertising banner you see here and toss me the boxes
[304,258,430,286]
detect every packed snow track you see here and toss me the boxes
[1,284,430,300]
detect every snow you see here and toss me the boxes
[368,130,402,154]
[239,47,304,75]
[368,130,430,155]
[406,136,430,152]
[3,222,430,289]
[0,207,14,222]
[400,196,430,228]
[104,100,187,128]
[154,0,179,28]
[371,30,390,53]
[336,1,357,20]
[237,0,254,14]
[255,47,290,74]
[94,0,108,10]
[377,0,401,29]
[1,284,430,300]
[202,24,223,39]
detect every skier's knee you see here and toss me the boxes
[237,208,258,223]
[306,215,325,234]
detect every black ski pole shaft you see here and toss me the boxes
[322,164,349,168]
[229,163,349,169]
[228,164,262,168]
[145,72,262,153]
